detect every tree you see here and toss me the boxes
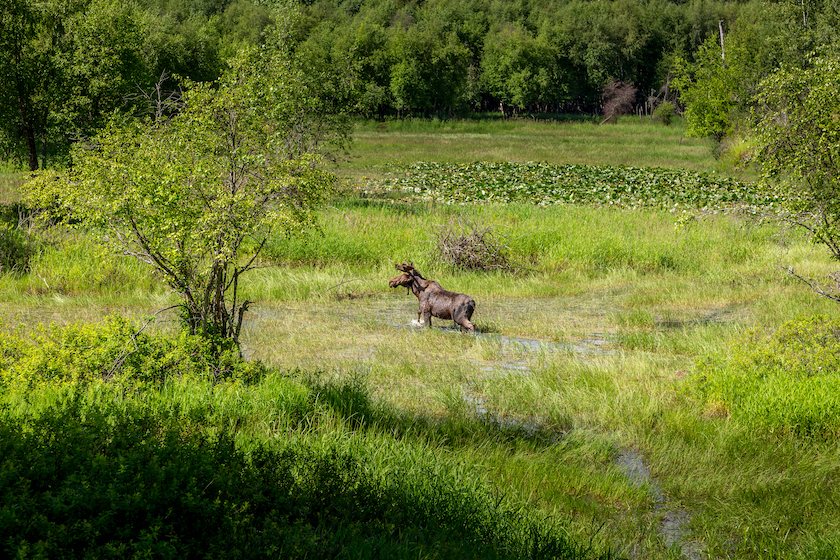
[57,0,148,142]
[0,0,149,170]
[24,45,340,345]
[388,17,471,116]
[0,0,60,170]
[480,22,559,115]
[752,53,840,301]
[672,36,740,141]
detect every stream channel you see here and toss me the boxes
[465,329,704,560]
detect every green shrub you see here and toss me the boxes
[651,102,676,126]
[0,221,36,275]
[695,316,840,438]
[0,316,265,390]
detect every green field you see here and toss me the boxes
[345,117,726,178]
[2,118,839,559]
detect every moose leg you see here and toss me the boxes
[453,304,476,334]
[417,300,433,328]
[410,307,428,327]
[458,318,476,333]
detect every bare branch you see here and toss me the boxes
[782,265,840,303]
[126,71,184,121]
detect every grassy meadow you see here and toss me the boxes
[2,117,840,558]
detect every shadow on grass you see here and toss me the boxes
[0,392,618,560]
[307,374,567,449]
[334,195,432,215]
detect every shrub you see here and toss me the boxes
[0,316,266,390]
[652,102,676,126]
[433,218,514,272]
[695,316,840,438]
[601,80,638,124]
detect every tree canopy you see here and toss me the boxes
[0,0,274,170]
[4,0,840,168]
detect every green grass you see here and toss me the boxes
[2,118,840,558]
[344,116,727,180]
[0,171,24,203]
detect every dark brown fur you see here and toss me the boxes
[388,262,476,333]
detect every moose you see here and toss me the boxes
[388,262,476,333]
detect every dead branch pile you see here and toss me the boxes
[601,80,638,124]
[433,219,513,272]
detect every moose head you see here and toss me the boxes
[388,262,418,294]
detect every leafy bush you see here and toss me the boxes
[0,317,265,390]
[695,316,840,438]
[651,102,676,126]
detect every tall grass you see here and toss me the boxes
[260,201,784,282]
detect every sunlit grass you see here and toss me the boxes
[344,116,725,179]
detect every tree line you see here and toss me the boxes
[0,0,275,171]
[3,0,840,171]
[291,0,840,122]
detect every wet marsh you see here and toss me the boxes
[3,119,840,558]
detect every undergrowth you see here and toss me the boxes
[694,315,840,438]
[0,317,264,392]
[0,319,616,560]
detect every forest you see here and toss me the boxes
[2,0,840,171]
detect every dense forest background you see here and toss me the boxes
[2,0,839,170]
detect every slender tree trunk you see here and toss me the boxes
[24,124,38,171]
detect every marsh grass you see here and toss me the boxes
[4,120,840,558]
